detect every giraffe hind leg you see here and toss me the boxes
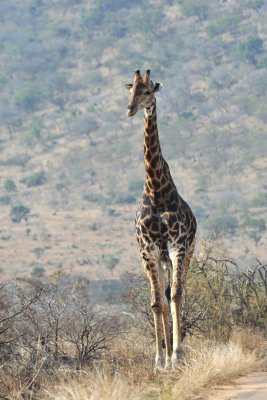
[170,241,195,366]
[169,249,186,365]
[182,239,196,282]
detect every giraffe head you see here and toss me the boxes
[125,69,162,117]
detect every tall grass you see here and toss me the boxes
[43,371,141,400]
[168,340,259,399]
[43,329,264,400]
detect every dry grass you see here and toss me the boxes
[231,328,267,357]
[42,329,265,400]
[167,340,260,399]
[43,370,141,400]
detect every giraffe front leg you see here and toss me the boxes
[158,266,172,369]
[144,260,164,371]
[170,252,185,366]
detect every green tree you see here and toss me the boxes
[233,36,263,64]
[21,171,46,187]
[208,214,238,235]
[206,15,240,37]
[246,0,264,9]
[4,179,16,192]
[179,0,209,21]
[252,192,267,207]
[31,265,45,277]
[14,85,43,112]
[104,255,120,271]
[11,205,30,223]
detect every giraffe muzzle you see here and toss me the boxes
[127,105,138,117]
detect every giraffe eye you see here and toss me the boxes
[144,91,151,95]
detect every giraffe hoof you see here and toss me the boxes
[154,355,164,373]
[172,348,185,368]
[165,356,172,370]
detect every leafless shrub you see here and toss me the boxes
[62,282,119,370]
[198,241,267,337]
[0,276,122,399]
[0,279,43,398]
[124,242,267,343]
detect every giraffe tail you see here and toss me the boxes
[165,264,171,303]
[165,284,171,302]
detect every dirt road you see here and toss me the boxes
[207,372,267,400]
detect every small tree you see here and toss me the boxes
[4,179,16,192]
[208,214,239,235]
[233,36,263,64]
[247,0,264,9]
[10,204,30,223]
[179,0,209,21]
[14,85,44,112]
[21,171,46,187]
[63,288,119,369]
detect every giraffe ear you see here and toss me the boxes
[124,83,133,91]
[154,82,162,92]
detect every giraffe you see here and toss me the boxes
[124,69,197,370]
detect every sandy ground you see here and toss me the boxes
[206,372,267,400]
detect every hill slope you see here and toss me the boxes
[0,0,266,277]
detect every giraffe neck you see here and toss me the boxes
[144,99,162,178]
[143,99,173,200]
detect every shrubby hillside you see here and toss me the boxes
[0,0,266,277]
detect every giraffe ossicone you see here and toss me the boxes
[125,69,197,370]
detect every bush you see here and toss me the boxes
[31,265,46,276]
[89,222,98,231]
[242,214,266,232]
[82,7,103,27]
[104,255,120,271]
[1,155,29,167]
[47,72,69,92]
[0,195,11,205]
[233,36,263,64]
[107,208,116,216]
[21,171,46,187]
[14,85,44,112]
[252,192,267,207]
[4,179,16,192]
[258,55,267,68]
[10,204,30,223]
[194,206,208,221]
[128,179,144,194]
[206,15,240,36]
[108,190,136,204]
[0,276,121,398]
[82,0,143,30]
[179,0,209,21]
[208,214,238,235]
[26,117,43,143]
[246,0,264,9]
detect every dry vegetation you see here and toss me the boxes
[42,330,264,400]
[0,243,266,399]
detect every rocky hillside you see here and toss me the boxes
[0,0,266,277]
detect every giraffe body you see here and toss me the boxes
[125,70,197,369]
